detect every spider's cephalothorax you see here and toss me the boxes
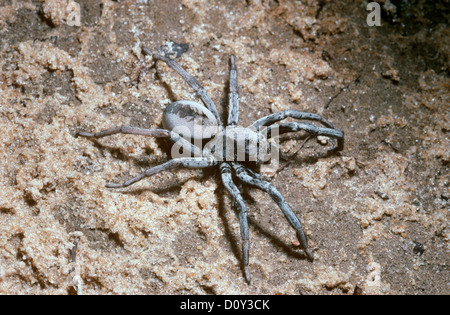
[75,47,344,283]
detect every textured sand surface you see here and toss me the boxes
[0,0,448,294]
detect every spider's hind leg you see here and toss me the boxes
[143,46,222,126]
[75,126,170,139]
[227,55,239,126]
[107,157,217,188]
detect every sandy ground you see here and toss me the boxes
[0,0,448,294]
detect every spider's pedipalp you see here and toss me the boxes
[231,163,313,261]
[220,163,250,283]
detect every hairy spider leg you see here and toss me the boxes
[252,109,338,130]
[106,157,217,188]
[142,47,222,127]
[265,122,344,153]
[220,163,251,283]
[75,125,203,157]
[232,163,314,261]
[227,55,239,126]
[74,49,346,283]
[75,126,170,138]
[75,125,212,187]
[220,56,250,282]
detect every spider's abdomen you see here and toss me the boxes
[163,100,219,140]
[203,126,272,163]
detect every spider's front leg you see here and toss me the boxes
[253,110,344,154]
[265,122,344,153]
[252,110,337,130]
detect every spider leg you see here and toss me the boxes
[231,163,313,261]
[75,126,170,139]
[251,109,338,130]
[265,122,344,153]
[220,163,251,283]
[142,46,222,126]
[75,125,203,157]
[106,157,217,188]
[227,55,239,126]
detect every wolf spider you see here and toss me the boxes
[75,47,344,283]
